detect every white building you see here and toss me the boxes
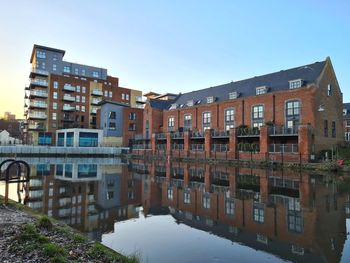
[0,130,22,145]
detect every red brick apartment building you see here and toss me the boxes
[24,45,142,145]
[133,57,344,162]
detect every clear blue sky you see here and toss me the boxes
[0,0,349,117]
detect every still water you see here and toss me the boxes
[1,157,350,263]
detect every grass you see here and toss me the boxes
[87,243,140,263]
[37,215,53,230]
[42,243,67,258]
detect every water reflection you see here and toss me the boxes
[2,157,350,263]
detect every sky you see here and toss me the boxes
[0,0,349,118]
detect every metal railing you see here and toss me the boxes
[172,144,184,150]
[29,102,48,109]
[134,134,150,140]
[268,144,299,153]
[211,144,228,152]
[133,144,151,149]
[211,130,230,138]
[30,79,48,87]
[157,144,166,150]
[63,84,76,92]
[268,126,298,136]
[190,131,204,138]
[155,133,166,140]
[91,89,103,96]
[63,94,75,101]
[171,132,184,139]
[30,68,49,76]
[30,90,48,98]
[190,144,204,151]
[237,128,260,137]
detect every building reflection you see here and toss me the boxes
[24,158,349,263]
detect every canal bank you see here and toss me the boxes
[0,196,139,263]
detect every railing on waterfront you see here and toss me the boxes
[190,144,204,151]
[268,144,298,153]
[268,126,298,136]
[211,144,228,152]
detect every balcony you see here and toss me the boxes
[28,112,47,120]
[63,94,76,102]
[268,126,299,136]
[29,90,48,98]
[211,144,228,152]
[171,132,184,139]
[90,108,97,115]
[155,133,166,140]
[28,123,45,130]
[190,144,204,151]
[62,116,75,122]
[91,89,103,96]
[133,144,151,149]
[156,144,166,151]
[63,84,76,92]
[29,79,48,89]
[62,104,75,111]
[91,99,101,105]
[190,131,204,139]
[237,127,260,137]
[172,144,184,150]
[212,130,229,138]
[268,144,299,153]
[29,68,49,78]
[134,134,150,141]
[29,101,48,109]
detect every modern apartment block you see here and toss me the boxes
[24,44,142,145]
[133,57,344,161]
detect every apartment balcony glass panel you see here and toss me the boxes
[91,89,103,96]
[62,104,75,111]
[63,84,76,92]
[29,101,48,109]
[29,79,48,88]
[63,94,76,102]
[28,123,45,130]
[28,112,47,120]
[29,90,48,98]
[91,99,101,105]
[29,68,49,78]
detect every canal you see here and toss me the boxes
[1,157,350,263]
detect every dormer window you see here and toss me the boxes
[206,96,214,103]
[169,104,178,110]
[343,109,348,116]
[229,92,239,100]
[187,100,194,107]
[289,79,303,89]
[256,86,267,95]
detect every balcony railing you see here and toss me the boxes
[155,133,166,140]
[133,144,151,149]
[190,144,204,151]
[28,123,45,130]
[171,132,184,139]
[62,116,75,122]
[269,144,299,153]
[63,94,76,102]
[29,101,47,109]
[157,144,166,150]
[30,79,48,87]
[134,134,150,140]
[29,90,48,98]
[190,131,204,139]
[237,127,260,137]
[212,130,230,138]
[91,108,97,114]
[62,105,75,111]
[211,144,228,152]
[91,89,103,96]
[63,84,76,92]
[28,112,47,119]
[268,126,299,136]
[91,99,101,105]
[30,68,49,77]
[172,144,184,150]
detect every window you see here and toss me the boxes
[92,71,99,78]
[203,194,211,209]
[169,104,177,110]
[343,109,348,116]
[126,94,129,100]
[53,102,57,110]
[324,120,328,137]
[184,191,190,204]
[106,191,114,200]
[256,86,267,95]
[288,211,303,233]
[167,188,173,200]
[36,50,46,58]
[206,96,214,103]
[332,121,336,138]
[168,116,175,131]
[53,64,57,71]
[225,198,235,215]
[53,81,58,89]
[63,66,71,73]
[345,132,350,141]
[53,92,58,99]
[75,86,80,93]
[76,95,80,102]
[229,91,238,100]
[128,123,136,131]
[109,91,112,98]
[53,54,57,61]
[78,132,98,147]
[203,112,211,131]
[327,84,332,96]
[225,108,235,131]
[41,62,45,69]
[74,68,79,75]
[253,203,265,223]
[184,114,192,130]
[109,111,116,119]
[81,106,85,112]
[129,112,136,120]
[109,122,116,130]
[252,105,264,128]
[289,79,302,89]
[104,90,108,97]
[82,96,86,103]
[76,105,80,111]
[122,93,125,100]
[285,100,300,128]
[81,69,85,76]
[346,120,350,127]
[187,100,194,107]
[82,86,86,93]
[52,113,57,120]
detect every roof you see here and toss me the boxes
[149,99,174,110]
[30,44,66,63]
[344,103,350,119]
[98,100,130,107]
[170,59,327,110]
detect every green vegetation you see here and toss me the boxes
[87,243,140,263]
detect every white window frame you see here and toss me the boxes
[256,86,267,95]
[289,79,302,89]
[229,91,238,100]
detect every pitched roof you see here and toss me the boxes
[343,103,350,119]
[170,60,327,109]
[149,99,174,110]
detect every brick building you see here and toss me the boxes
[134,57,344,161]
[24,45,142,145]
[343,103,350,141]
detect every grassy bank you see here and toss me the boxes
[0,196,139,263]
